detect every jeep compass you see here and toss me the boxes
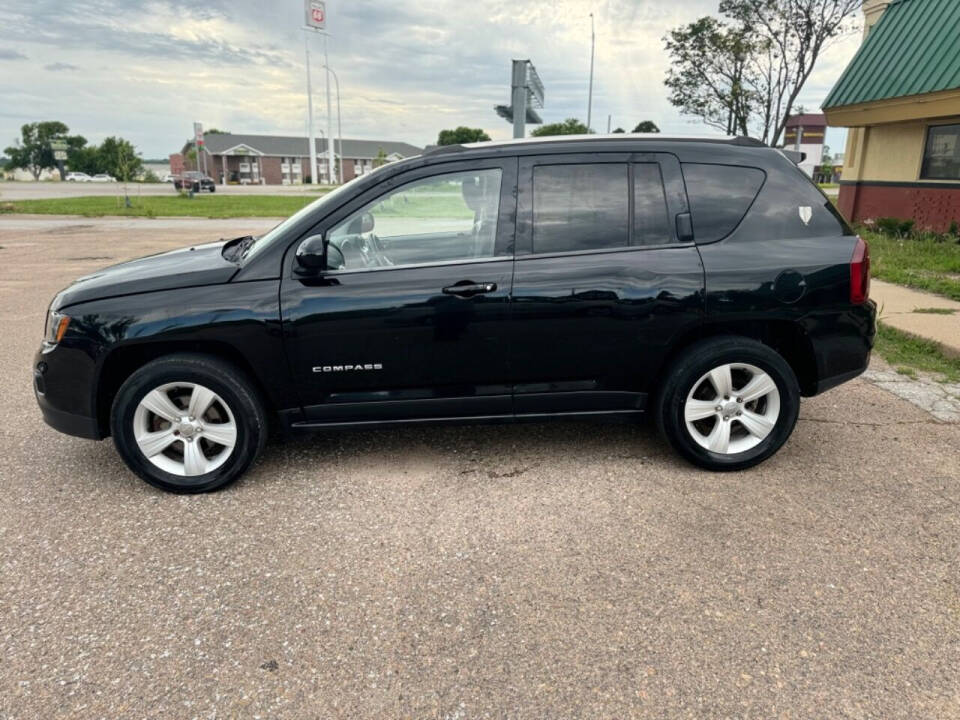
[34,136,876,492]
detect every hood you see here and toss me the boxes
[55,241,239,309]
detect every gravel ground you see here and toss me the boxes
[1,216,959,719]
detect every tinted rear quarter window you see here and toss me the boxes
[682,163,765,243]
[633,163,672,246]
[533,164,628,253]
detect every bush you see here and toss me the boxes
[874,217,915,237]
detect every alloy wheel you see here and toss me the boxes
[683,363,781,455]
[133,381,237,477]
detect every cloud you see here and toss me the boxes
[0,0,865,158]
[44,62,79,71]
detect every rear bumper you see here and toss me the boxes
[808,300,877,396]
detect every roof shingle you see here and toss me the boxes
[198,133,422,159]
[823,0,960,109]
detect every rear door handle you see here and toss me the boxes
[441,281,497,297]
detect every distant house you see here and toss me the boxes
[823,0,960,231]
[783,113,827,178]
[176,133,422,185]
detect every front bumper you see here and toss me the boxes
[34,346,103,440]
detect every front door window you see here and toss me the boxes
[327,168,503,271]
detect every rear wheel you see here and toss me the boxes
[110,354,266,493]
[656,336,800,471]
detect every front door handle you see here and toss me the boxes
[441,281,497,297]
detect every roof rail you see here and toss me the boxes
[733,136,766,147]
[423,144,465,156]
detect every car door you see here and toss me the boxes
[280,158,518,424]
[510,152,704,415]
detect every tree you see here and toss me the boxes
[205,128,229,135]
[372,147,388,168]
[612,127,626,133]
[530,118,591,137]
[664,17,754,137]
[664,1,861,144]
[721,0,861,144]
[4,121,73,180]
[632,121,661,133]
[437,127,491,145]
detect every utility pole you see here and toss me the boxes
[304,32,318,185]
[587,12,595,132]
[511,60,527,139]
[607,115,611,133]
[322,65,343,184]
[324,35,335,184]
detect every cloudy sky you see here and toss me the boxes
[0,0,862,159]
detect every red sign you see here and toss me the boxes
[305,0,326,30]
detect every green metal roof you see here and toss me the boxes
[822,0,960,109]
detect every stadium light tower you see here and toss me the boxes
[494,59,544,139]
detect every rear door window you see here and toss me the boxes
[533,164,629,253]
[682,163,765,243]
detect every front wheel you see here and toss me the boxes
[656,336,800,471]
[110,354,267,493]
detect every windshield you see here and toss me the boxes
[241,175,370,262]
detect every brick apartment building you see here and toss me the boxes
[172,133,422,185]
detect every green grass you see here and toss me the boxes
[862,229,960,302]
[818,182,839,190]
[372,191,473,219]
[913,307,957,315]
[874,322,960,383]
[0,194,324,218]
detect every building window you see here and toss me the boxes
[921,124,960,180]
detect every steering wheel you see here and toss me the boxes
[338,232,390,268]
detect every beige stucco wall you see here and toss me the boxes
[842,118,960,184]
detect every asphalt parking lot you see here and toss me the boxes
[1,216,958,718]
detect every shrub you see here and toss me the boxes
[874,217,916,237]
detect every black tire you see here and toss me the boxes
[110,354,267,493]
[655,336,800,471]
[208,185,215,193]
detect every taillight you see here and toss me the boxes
[850,236,870,304]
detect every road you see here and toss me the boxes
[1,215,958,718]
[0,180,328,200]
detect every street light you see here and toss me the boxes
[320,64,343,184]
[587,12,595,133]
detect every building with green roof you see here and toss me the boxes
[823,0,960,230]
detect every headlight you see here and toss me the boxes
[44,309,71,345]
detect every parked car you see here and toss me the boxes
[65,172,92,182]
[91,173,116,183]
[35,135,875,493]
[173,171,216,193]
[161,173,175,183]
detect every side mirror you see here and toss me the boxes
[295,235,326,273]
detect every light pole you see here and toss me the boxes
[304,31,318,185]
[324,35,335,184]
[587,12,595,133]
[320,65,343,184]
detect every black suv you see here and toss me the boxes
[173,171,216,193]
[35,136,875,493]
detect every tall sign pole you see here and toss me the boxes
[194,122,206,175]
[304,0,327,185]
[304,32,318,184]
[324,34,335,184]
[511,60,527,139]
[587,13,595,132]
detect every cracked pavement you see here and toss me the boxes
[1,217,959,718]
